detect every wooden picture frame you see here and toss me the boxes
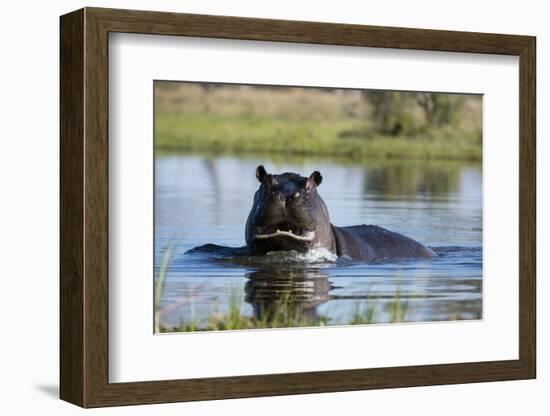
[60,7,536,408]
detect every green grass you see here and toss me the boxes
[350,297,377,325]
[156,274,411,333]
[154,244,175,333]
[158,287,332,333]
[155,113,482,161]
[154,82,482,161]
[158,292,410,333]
[387,287,409,323]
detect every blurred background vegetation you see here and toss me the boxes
[155,82,482,161]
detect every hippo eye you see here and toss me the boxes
[293,192,300,199]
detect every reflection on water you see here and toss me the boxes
[245,268,332,324]
[155,154,482,331]
[364,163,462,196]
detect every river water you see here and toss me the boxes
[155,154,482,330]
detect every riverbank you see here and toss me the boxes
[155,113,482,161]
[155,83,482,161]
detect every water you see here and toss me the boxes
[155,154,482,330]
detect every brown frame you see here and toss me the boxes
[60,7,536,408]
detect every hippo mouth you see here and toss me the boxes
[254,224,315,242]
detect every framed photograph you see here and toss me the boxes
[60,7,536,408]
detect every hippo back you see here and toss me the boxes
[331,224,435,262]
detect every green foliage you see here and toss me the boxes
[156,113,481,161]
[350,299,377,325]
[418,93,466,126]
[157,287,413,333]
[154,245,175,333]
[361,91,472,136]
[155,83,482,161]
[387,287,409,323]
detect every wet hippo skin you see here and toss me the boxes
[245,165,436,262]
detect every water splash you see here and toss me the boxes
[184,242,338,266]
[262,245,338,264]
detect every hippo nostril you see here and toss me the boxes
[285,192,300,204]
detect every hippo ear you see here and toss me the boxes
[308,171,323,188]
[256,165,275,186]
[256,165,268,183]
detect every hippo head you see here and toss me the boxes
[245,165,335,254]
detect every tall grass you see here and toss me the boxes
[157,278,412,333]
[154,245,175,333]
[387,287,409,323]
[350,297,377,325]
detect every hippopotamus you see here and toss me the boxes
[245,165,436,261]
